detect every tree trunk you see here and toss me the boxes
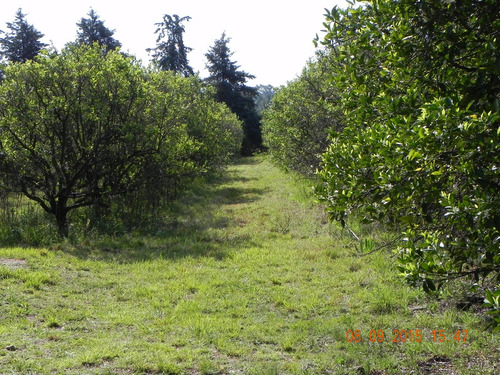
[54,201,69,238]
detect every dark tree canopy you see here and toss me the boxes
[0,9,47,63]
[76,9,121,52]
[205,33,262,155]
[205,32,254,87]
[147,14,193,77]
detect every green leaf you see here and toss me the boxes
[408,149,422,161]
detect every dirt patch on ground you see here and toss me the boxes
[417,356,456,374]
[0,258,27,269]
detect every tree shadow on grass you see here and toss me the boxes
[59,157,269,263]
[213,186,265,205]
[232,156,262,166]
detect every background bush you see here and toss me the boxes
[262,57,342,177]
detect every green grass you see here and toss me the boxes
[0,156,498,374]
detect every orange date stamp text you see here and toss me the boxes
[345,329,468,343]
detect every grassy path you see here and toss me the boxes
[0,157,498,374]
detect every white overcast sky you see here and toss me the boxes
[0,0,346,86]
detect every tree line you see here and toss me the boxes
[262,0,500,327]
[0,9,264,238]
[0,9,263,155]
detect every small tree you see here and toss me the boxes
[205,33,262,155]
[0,44,150,237]
[147,14,194,77]
[75,9,121,52]
[0,9,47,63]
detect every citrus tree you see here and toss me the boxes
[0,44,243,237]
[262,56,342,176]
[315,0,500,323]
[0,45,152,236]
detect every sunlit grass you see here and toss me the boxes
[0,156,498,374]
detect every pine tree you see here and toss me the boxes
[205,33,262,155]
[147,14,193,77]
[76,9,121,52]
[0,9,47,63]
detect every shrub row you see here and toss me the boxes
[0,44,242,237]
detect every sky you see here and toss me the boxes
[0,0,346,86]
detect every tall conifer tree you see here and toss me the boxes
[0,9,47,63]
[205,33,262,155]
[76,9,121,52]
[148,14,194,77]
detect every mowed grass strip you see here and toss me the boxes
[0,156,498,374]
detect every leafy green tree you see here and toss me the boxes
[136,71,243,209]
[147,14,194,77]
[0,9,47,63]
[0,44,149,237]
[262,57,342,176]
[75,9,121,52]
[314,0,500,321]
[205,32,262,155]
[0,43,243,238]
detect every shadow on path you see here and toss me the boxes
[61,157,269,263]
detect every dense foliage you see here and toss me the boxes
[0,44,242,237]
[262,58,342,176]
[262,0,500,326]
[205,33,262,155]
[313,0,500,322]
